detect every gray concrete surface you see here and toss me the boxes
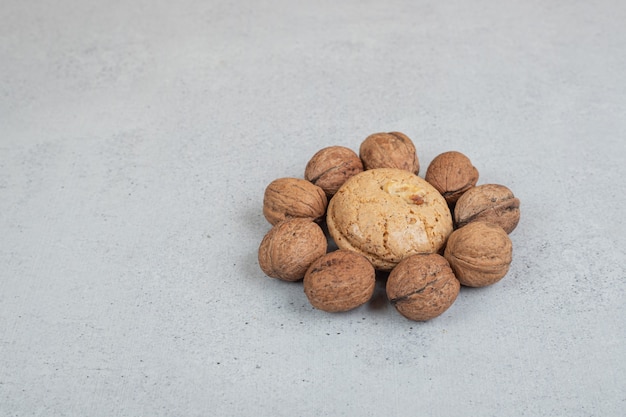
[1,1,625,416]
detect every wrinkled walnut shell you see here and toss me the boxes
[258,219,327,281]
[387,253,460,321]
[263,177,328,225]
[454,184,520,234]
[359,132,420,174]
[425,151,479,204]
[305,146,364,196]
[444,221,512,287]
[304,249,375,312]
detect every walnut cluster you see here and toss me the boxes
[256,131,521,322]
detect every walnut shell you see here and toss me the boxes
[303,249,376,312]
[304,146,364,196]
[425,151,479,204]
[386,253,460,321]
[263,177,328,225]
[359,132,420,174]
[444,221,512,287]
[454,184,520,234]
[258,219,327,281]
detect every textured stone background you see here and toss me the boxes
[1,1,624,416]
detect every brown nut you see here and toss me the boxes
[454,184,520,234]
[304,146,364,196]
[263,177,328,225]
[386,253,460,321]
[359,132,420,174]
[425,151,479,204]
[444,221,512,287]
[303,249,375,312]
[258,218,327,281]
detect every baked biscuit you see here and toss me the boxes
[326,168,453,270]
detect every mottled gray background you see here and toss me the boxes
[1,1,624,416]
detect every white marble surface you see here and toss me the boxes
[1,1,625,416]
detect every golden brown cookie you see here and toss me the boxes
[326,168,453,270]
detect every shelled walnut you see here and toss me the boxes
[444,221,512,287]
[454,184,520,233]
[425,151,478,205]
[386,253,460,321]
[258,218,327,281]
[263,177,327,225]
[303,249,375,312]
[304,146,363,196]
[359,132,420,174]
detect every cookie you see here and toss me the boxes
[326,168,453,270]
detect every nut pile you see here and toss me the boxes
[258,131,520,321]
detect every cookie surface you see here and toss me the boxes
[326,168,453,270]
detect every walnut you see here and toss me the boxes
[425,151,479,205]
[263,177,328,225]
[303,249,375,312]
[258,219,327,281]
[359,132,420,174]
[304,146,364,196]
[444,221,512,287]
[386,253,460,321]
[454,184,520,234]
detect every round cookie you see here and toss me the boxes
[327,168,453,270]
